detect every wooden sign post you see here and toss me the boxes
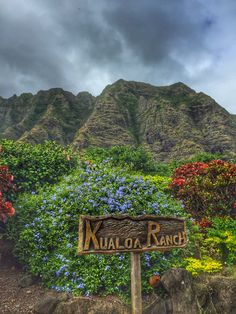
[78,215,187,314]
[131,252,142,314]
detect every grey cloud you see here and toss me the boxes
[103,0,212,64]
[0,0,235,113]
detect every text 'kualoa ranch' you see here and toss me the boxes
[78,216,187,254]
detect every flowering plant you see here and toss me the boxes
[170,160,236,219]
[10,161,186,298]
[0,165,16,222]
[184,256,222,276]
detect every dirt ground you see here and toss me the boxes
[0,264,58,314]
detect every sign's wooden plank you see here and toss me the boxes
[78,214,187,254]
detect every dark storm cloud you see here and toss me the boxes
[103,0,211,64]
[0,1,68,94]
[0,0,235,113]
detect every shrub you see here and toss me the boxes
[83,145,157,173]
[184,256,222,276]
[0,140,77,192]
[204,217,236,265]
[142,175,171,192]
[8,161,186,298]
[0,165,16,222]
[182,217,236,276]
[170,160,236,219]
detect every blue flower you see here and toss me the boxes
[118,254,125,260]
[144,253,151,267]
[120,204,127,212]
[55,271,61,277]
[151,203,159,210]
[77,283,85,289]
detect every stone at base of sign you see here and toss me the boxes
[78,214,187,255]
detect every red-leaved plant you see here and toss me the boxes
[0,165,16,222]
[170,160,236,220]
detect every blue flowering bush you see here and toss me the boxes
[8,160,187,298]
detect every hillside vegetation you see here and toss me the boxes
[0,80,235,161]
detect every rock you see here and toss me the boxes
[34,296,61,314]
[18,274,36,288]
[143,296,172,314]
[161,268,199,314]
[53,297,130,314]
[33,269,236,314]
[194,275,236,314]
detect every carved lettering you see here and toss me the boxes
[133,238,142,249]
[160,235,166,246]
[99,237,108,250]
[116,237,124,249]
[178,231,187,245]
[125,238,133,249]
[84,221,102,250]
[108,238,116,250]
[78,215,187,254]
[147,221,160,247]
[173,235,179,245]
[165,235,173,246]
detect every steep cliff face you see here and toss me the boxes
[0,80,235,161]
[0,88,95,145]
[73,80,236,160]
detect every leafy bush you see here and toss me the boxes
[142,175,171,192]
[83,145,157,173]
[204,217,236,265]
[181,217,235,277]
[184,256,222,276]
[170,152,226,169]
[170,160,236,219]
[0,165,16,222]
[8,161,186,298]
[0,140,77,192]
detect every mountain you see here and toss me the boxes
[0,88,95,145]
[0,80,235,161]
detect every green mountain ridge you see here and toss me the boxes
[0,80,235,161]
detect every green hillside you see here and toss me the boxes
[0,80,235,161]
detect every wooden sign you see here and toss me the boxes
[78,214,187,255]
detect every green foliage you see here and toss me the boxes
[8,161,186,298]
[142,175,171,192]
[83,145,157,173]
[204,217,236,265]
[177,152,225,165]
[181,217,236,277]
[0,140,77,193]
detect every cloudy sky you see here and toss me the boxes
[1,0,236,113]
